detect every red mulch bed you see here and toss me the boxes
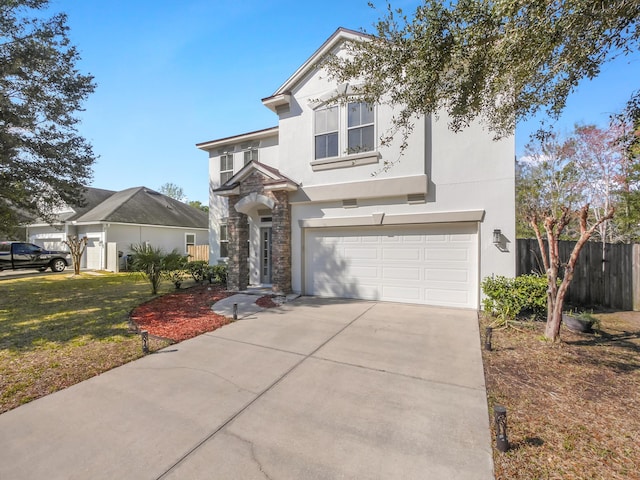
[256,295,278,308]
[130,284,233,342]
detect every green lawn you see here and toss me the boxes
[0,272,174,413]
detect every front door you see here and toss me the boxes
[260,227,272,284]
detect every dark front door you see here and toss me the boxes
[260,227,272,284]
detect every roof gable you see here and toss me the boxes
[213,161,298,196]
[261,28,369,112]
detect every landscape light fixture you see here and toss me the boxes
[494,405,509,452]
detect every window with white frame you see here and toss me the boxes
[219,221,229,258]
[314,105,339,159]
[185,233,195,254]
[244,148,258,165]
[220,153,234,183]
[347,101,375,154]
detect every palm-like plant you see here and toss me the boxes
[129,244,186,294]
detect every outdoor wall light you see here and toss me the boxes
[493,229,502,245]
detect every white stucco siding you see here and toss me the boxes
[275,66,427,188]
[206,135,279,265]
[430,114,516,287]
[105,224,207,255]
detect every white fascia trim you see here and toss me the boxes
[75,221,208,231]
[262,93,291,113]
[263,182,298,192]
[271,29,367,97]
[298,210,485,228]
[291,174,427,203]
[196,127,278,151]
[213,186,240,197]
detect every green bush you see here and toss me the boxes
[481,274,548,321]
[129,244,187,294]
[186,260,208,283]
[209,264,228,286]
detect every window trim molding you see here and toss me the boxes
[311,99,376,167]
[219,220,229,258]
[220,153,234,184]
[185,232,196,254]
[310,150,380,171]
[313,105,339,160]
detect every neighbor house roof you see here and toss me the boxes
[61,187,117,222]
[71,187,208,229]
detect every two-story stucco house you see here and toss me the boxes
[198,28,515,309]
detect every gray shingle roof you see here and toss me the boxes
[71,187,208,229]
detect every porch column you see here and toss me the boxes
[271,190,291,294]
[227,195,249,291]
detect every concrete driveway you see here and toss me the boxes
[0,298,493,479]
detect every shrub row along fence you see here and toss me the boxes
[517,239,640,311]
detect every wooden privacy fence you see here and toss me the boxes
[517,239,640,311]
[187,245,209,262]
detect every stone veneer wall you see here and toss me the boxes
[227,195,249,291]
[271,190,291,294]
[225,171,292,293]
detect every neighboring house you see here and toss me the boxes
[198,28,515,309]
[26,187,208,271]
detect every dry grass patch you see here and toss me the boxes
[0,273,176,413]
[481,312,640,479]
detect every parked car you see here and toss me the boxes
[0,241,71,272]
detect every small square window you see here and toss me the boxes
[185,233,195,254]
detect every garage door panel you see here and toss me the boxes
[382,248,421,261]
[425,248,470,261]
[344,247,379,260]
[350,266,379,279]
[382,285,422,301]
[382,266,421,281]
[305,224,478,308]
[425,268,469,282]
[426,288,470,305]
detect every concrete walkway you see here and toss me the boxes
[0,298,494,480]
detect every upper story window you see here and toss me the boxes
[314,105,339,159]
[244,148,258,165]
[347,102,374,154]
[220,153,234,183]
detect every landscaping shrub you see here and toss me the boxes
[186,260,209,283]
[209,264,228,286]
[129,244,187,294]
[482,274,548,321]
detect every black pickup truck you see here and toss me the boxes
[0,241,71,272]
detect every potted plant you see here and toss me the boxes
[562,310,599,333]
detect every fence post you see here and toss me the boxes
[634,244,640,311]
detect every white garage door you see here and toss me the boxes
[305,223,478,308]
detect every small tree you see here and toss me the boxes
[519,130,614,341]
[158,183,185,202]
[129,244,186,294]
[63,235,87,275]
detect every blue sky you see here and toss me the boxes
[50,0,640,204]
